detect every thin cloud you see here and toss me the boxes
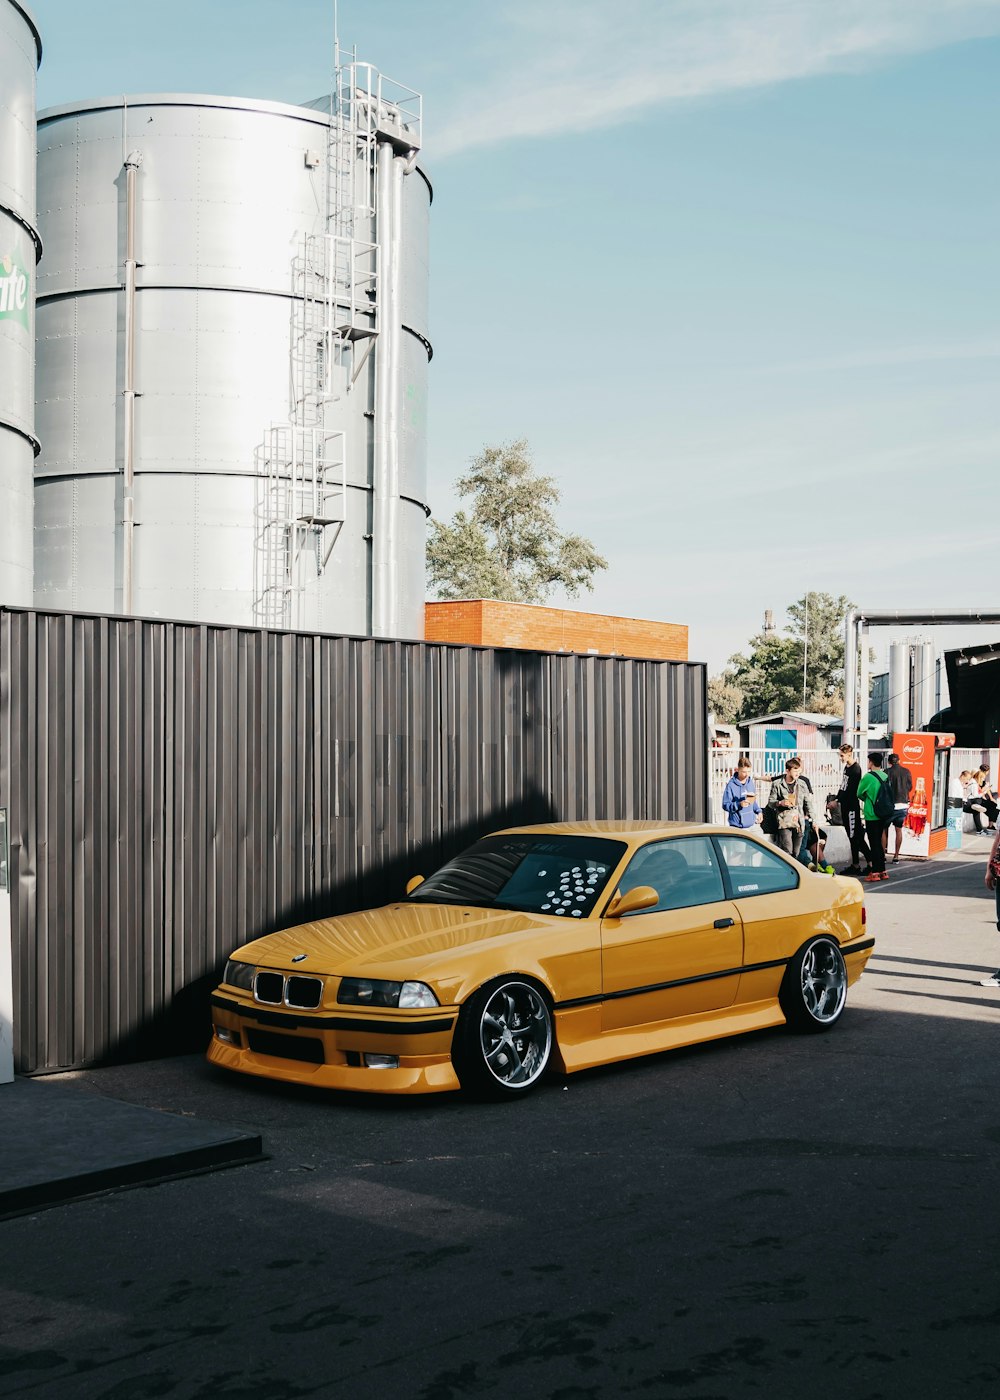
[434,0,1000,157]
[757,337,1000,374]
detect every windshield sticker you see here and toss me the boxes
[539,858,610,914]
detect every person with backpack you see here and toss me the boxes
[857,753,894,882]
[767,758,814,858]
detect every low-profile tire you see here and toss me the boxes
[452,977,553,1098]
[780,935,848,1032]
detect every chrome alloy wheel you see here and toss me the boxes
[478,981,552,1090]
[799,938,848,1023]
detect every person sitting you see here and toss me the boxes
[962,770,989,833]
[973,768,999,831]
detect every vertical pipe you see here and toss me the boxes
[372,139,403,637]
[914,642,935,727]
[122,150,142,615]
[888,642,910,736]
[858,624,870,766]
[843,609,858,750]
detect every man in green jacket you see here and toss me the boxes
[857,753,891,883]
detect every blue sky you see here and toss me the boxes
[31,0,1000,673]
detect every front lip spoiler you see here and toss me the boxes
[210,992,455,1036]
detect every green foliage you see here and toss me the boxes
[719,592,853,721]
[426,439,608,604]
[707,675,744,725]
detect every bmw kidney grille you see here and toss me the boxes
[253,971,323,1009]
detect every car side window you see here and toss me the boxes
[716,835,799,897]
[619,837,726,913]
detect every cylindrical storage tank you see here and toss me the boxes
[34,92,431,634]
[912,641,936,728]
[0,0,41,606]
[888,641,910,736]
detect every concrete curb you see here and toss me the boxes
[0,1076,265,1219]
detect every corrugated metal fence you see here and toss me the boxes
[0,608,707,1072]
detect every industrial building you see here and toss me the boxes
[0,0,41,609]
[0,2,431,638]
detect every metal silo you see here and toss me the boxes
[0,0,41,607]
[34,61,430,635]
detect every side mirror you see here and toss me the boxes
[405,875,425,896]
[605,885,659,918]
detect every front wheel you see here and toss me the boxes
[780,936,848,1032]
[453,978,553,1098]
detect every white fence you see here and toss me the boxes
[710,748,843,825]
[711,746,1000,828]
[952,748,999,786]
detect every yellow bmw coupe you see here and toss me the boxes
[208,820,873,1098]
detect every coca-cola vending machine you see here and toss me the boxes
[892,732,955,859]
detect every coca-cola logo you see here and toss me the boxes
[901,742,924,760]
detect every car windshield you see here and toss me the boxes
[409,834,628,916]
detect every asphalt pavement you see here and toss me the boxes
[1,833,999,1400]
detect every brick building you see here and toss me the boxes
[424,600,688,661]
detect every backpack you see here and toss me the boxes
[873,772,895,822]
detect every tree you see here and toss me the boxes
[722,631,802,719]
[787,592,852,713]
[426,439,608,603]
[720,592,854,720]
[707,675,744,725]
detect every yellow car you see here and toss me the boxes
[207,820,873,1098]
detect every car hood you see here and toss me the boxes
[233,901,575,977]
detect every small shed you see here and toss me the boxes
[738,711,844,753]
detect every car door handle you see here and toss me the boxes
[714,917,735,929]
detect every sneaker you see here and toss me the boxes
[979,972,1000,988]
[879,871,889,880]
[891,856,900,865]
[865,873,882,883]
[843,865,862,876]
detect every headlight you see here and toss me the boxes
[338,977,439,1009]
[224,959,255,993]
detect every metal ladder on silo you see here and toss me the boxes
[252,50,381,628]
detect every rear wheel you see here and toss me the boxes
[453,978,553,1098]
[780,936,848,1032]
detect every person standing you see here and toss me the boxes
[787,758,827,866]
[885,752,912,865]
[721,757,763,829]
[857,753,891,882]
[767,758,813,859]
[837,744,871,876]
[979,825,1000,987]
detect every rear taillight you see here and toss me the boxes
[861,906,867,924]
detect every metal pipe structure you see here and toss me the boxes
[120,149,142,615]
[844,608,1000,754]
[913,642,936,728]
[371,141,408,637]
[888,642,910,736]
[843,608,858,750]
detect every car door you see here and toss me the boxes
[712,833,803,1002]
[600,836,744,1032]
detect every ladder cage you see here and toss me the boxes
[252,45,418,628]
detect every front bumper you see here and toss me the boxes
[207,990,461,1095]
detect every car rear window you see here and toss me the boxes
[716,834,799,896]
[409,834,627,916]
